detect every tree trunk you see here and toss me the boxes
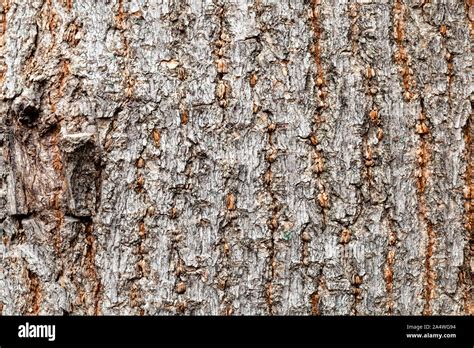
[0,0,472,315]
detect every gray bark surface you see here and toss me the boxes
[0,0,472,315]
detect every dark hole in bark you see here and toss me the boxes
[19,105,40,126]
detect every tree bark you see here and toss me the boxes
[0,0,472,315]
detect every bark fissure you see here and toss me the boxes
[214,3,230,109]
[0,0,10,83]
[84,220,102,315]
[115,1,134,99]
[309,267,324,316]
[384,219,397,315]
[217,191,237,315]
[310,0,329,224]
[462,114,473,314]
[465,0,474,38]
[263,121,279,315]
[27,269,41,315]
[393,0,416,102]
[351,274,363,316]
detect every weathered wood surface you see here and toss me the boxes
[0,0,472,315]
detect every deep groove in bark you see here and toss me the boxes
[310,267,324,315]
[462,114,473,314]
[351,274,363,316]
[264,121,279,315]
[309,0,329,226]
[0,0,10,83]
[384,220,397,315]
[27,269,41,315]
[393,0,416,102]
[217,191,237,315]
[213,3,234,315]
[84,221,102,315]
[214,3,230,109]
[114,1,134,98]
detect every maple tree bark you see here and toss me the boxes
[0,0,472,315]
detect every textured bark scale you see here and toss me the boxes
[0,0,472,315]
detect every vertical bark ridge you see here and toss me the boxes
[215,0,271,314]
[356,5,400,311]
[411,1,470,315]
[246,0,309,314]
[417,110,435,316]
[346,3,364,316]
[115,2,153,314]
[391,0,425,315]
[394,1,436,315]
[310,2,367,315]
[157,3,193,315]
[48,55,71,304]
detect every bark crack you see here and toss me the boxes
[0,0,11,84]
[384,219,397,315]
[439,25,454,106]
[263,120,280,315]
[393,0,417,102]
[84,220,102,315]
[114,1,134,98]
[417,100,435,316]
[350,274,363,316]
[216,191,237,315]
[309,266,325,315]
[26,269,41,315]
[393,1,436,315]
[462,112,473,314]
[213,3,231,109]
[131,145,151,314]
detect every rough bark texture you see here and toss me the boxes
[0,0,472,315]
